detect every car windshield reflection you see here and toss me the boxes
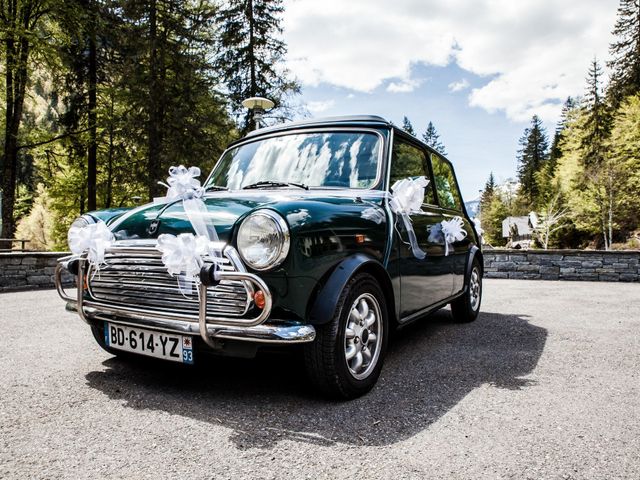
[205,131,381,190]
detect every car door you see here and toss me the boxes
[390,136,452,319]
[430,153,474,295]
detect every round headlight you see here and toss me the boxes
[67,216,93,249]
[237,210,290,271]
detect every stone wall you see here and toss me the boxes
[1,250,639,291]
[0,252,75,292]
[483,249,640,282]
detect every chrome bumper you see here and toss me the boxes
[54,254,315,345]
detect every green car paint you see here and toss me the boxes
[82,115,480,327]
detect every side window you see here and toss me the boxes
[430,153,463,211]
[390,139,436,205]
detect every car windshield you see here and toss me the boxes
[205,131,381,190]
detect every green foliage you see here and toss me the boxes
[215,0,300,132]
[607,0,640,103]
[482,194,509,246]
[401,116,415,136]
[1,0,297,249]
[607,93,640,231]
[15,184,54,250]
[422,121,447,155]
[517,115,549,208]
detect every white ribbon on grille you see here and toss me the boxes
[68,221,115,269]
[156,232,209,276]
[441,216,467,256]
[155,165,222,293]
[389,176,429,260]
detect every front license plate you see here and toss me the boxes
[104,323,194,364]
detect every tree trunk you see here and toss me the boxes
[87,0,98,211]
[106,93,114,208]
[1,26,30,246]
[607,177,614,250]
[147,0,162,201]
[247,0,256,130]
[1,32,16,248]
[601,209,609,250]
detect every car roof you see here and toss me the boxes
[231,115,452,164]
[241,115,392,140]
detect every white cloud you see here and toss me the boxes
[448,79,470,93]
[306,99,335,113]
[283,0,619,122]
[387,77,423,93]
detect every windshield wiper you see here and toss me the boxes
[204,185,228,192]
[242,181,309,190]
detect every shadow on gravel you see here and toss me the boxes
[85,310,547,448]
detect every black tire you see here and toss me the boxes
[451,258,482,323]
[304,272,389,399]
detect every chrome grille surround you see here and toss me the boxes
[86,241,253,320]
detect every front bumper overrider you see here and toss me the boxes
[54,249,315,346]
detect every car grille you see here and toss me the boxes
[87,249,251,319]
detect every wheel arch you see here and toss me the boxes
[307,254,397,327]
[466,246,484,286]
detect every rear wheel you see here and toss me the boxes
[304,273,388,399]
[451,259,482,323]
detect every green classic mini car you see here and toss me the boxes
[55,115,483,399]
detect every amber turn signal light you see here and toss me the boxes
[254,290,266,309]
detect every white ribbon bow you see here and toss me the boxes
[156,233,210,278]
[68,221,115,268]
[441,216,467,256]
[158,165,204,201]
[389,176,429,260]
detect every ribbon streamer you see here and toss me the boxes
[389,176,429,260]
[441,216,467,256]
[68,220,115,270]
[155,165,222,293]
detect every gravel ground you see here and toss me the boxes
[0,280,639,479]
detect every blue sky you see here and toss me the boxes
[282,0,620,200]
[296,63,533,200]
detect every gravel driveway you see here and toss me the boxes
[1,280,639,479]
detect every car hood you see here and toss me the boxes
[107,189,388,243]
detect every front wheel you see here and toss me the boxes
[304,273,388,399]
[450,259,482,323]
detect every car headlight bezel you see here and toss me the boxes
[236,210,290,271]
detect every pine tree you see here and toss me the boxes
[215,0,299,132]
[116,0,232,200]
[483,193,509,246]
[422,121,447,155]
[402,116,415,136]
[550,97,576,166]
[607,0,640,104]
[517,115,549,207]
[479,172,496,220]
[481,172,496,201]
[582,59,611,166]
